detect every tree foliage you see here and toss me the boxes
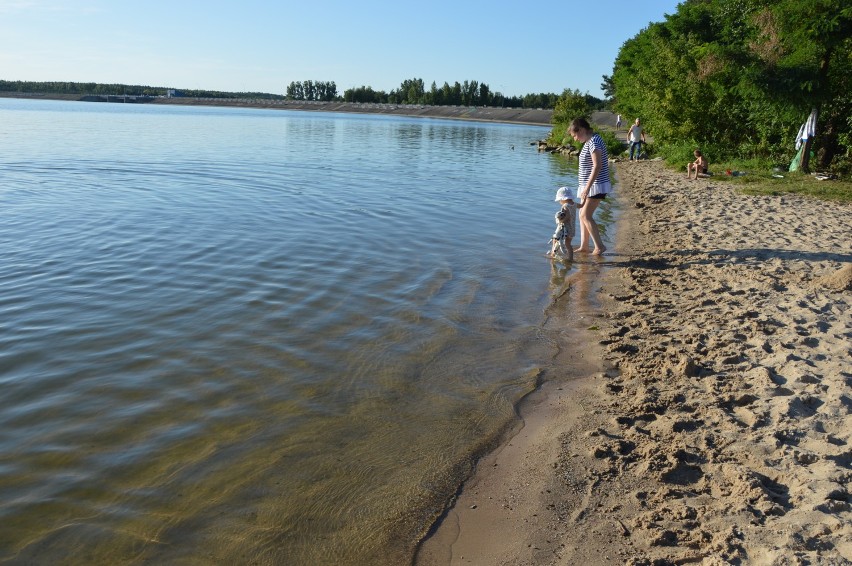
[341,79,598,110]
[285,80,338,101]
[548,89,596,146]
[2,77,606,117]
[552,89,593,125]
[610,0,852,171]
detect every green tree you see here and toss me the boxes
[600,74,615,101]
[547,89,593,145]
[610,0,852,171]
[551,89,592,125]
[451,82,462,105]
[430,81,441,105]
[479,83,491,106]
[343,86,388,103]
[286,81,304,100]
[398,78,425,104]
[466,80,479,105]
[441,82,454,105]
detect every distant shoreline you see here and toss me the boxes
[0,92,554,127]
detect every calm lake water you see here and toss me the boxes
[0,97,614,564]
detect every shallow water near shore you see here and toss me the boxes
[0,98,614,564]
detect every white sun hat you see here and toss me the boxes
[554,186,572,201]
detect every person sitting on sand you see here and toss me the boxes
[687,150,708,179]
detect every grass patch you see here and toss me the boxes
[731,172,852,202]
[663,149,852,203]
[701,166,851,202]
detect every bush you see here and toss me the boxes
[547,124,627,158]
[662,141,702,168]
[596,129,626,159]
[662,140,735,171]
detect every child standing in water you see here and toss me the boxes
[547,186,577,261]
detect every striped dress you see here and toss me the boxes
[577,133,612,198]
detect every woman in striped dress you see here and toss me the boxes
[569,118,611,255]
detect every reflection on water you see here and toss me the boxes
[0,98,616,564]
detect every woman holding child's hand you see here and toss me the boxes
[569,118,612,255]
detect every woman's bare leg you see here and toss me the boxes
[574,222,590,252]
[577,198,605,254]
[586,199,606,254]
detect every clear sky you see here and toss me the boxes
[0,0,681,98]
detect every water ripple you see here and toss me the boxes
[0,98,607,565]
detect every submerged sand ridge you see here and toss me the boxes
[418,160,851,565]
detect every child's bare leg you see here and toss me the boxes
[547,239,559,257]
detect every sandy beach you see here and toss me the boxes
[418,159,851,565]
[6,91,848,562]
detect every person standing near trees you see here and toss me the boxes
[627,118,646,161]
[616,114,623,130]
[569,118,611,256]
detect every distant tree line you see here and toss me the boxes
[0,80,284,100]
[0,80,163,96]
[608,0,851,172]
[1,78,605,113]
[288,77,604,110]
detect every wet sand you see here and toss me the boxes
[418,159,851,565]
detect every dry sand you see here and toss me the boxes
[417,159,851,565]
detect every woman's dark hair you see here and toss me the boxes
[569,118,592,133]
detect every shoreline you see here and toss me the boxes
[417,160,851,564]
[0,92,554,126]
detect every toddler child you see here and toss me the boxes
[547,186,576,261]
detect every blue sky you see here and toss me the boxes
[0,0,682,98]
